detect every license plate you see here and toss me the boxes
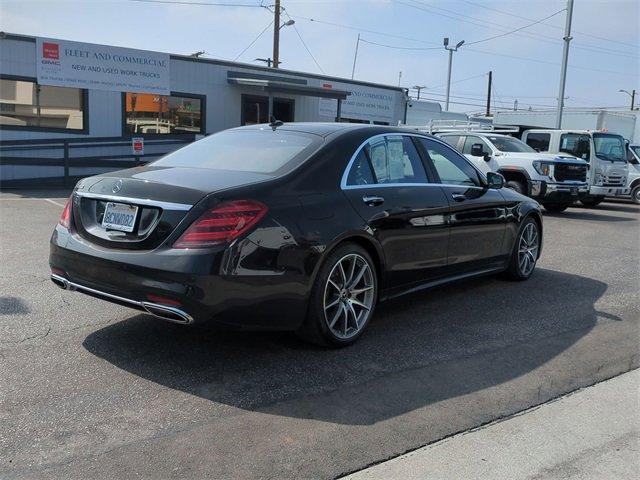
[102,202,138,232]
[570,187,578,195]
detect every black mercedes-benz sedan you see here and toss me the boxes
[50,123,542,346]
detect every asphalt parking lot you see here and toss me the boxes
[1,190,638,479]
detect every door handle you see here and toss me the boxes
[362,195,385,206]
[451,193,466,202]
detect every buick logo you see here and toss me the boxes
[112,179,123,194]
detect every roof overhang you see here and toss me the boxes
[227,77,350,100]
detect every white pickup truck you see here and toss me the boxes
[522,129,629,207]
[436,131,589,213]
[627,144,640,204]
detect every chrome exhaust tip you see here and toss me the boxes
[141,302,193,324]
[51,274,74,291]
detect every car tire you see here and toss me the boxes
[580,196,605,207]
[542,203,570,213]
[631,186,640,205]
[503,217,540,281]
[505,180,526,195]
[297,242,377,347]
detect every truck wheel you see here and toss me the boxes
[631,186,640,205]
[580,196,605,207]
[505,180,526,195]
[542,203,570,213]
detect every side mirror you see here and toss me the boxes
[470,143,485,157]
[486,171,504,189]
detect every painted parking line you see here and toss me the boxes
[44,199,66,208]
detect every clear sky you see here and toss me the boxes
[1,0,638,114]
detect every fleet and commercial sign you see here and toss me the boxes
[36,37,170,95]
[318,82,396,123]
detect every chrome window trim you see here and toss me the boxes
[340,132,487,190]
[74,191,193,211]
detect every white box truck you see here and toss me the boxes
[522,129,629,207]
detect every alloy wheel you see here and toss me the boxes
[323,253,375,339]
[518,222,539,276]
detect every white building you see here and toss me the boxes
[0,32,408,186]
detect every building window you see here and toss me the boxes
[124,92,203,134]
[0,78,85,131]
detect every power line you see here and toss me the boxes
[287,13,441,47]
[461,0,639,49]
[291,14,637,77]
[129,0,265,6]
[395,0,637,58]
[233,19,274,61]
[284,13,325,73]
[359,38,440,50]
[465,9,566,46]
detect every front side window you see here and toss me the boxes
[593,133,626,162]
[0,78,85,130]
[560,133,590,159]
[462,135,488,154]
[419,138,480,187]
[526,132,551,152]
[125,92,202,134]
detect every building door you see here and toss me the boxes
[241,95,268,125]
[273,98,294,122]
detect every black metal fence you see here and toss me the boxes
[0,134,197,188]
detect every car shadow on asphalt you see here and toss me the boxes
[83,268,610,425]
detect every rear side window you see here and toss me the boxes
[440,135,461,149]
[153,129,319,175]
[526,133,551,152]
[346,135,428,186]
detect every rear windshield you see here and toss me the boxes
[153,129,320,174]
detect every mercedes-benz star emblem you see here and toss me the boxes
[112,179,123,193]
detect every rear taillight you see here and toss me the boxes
[59,197,72,229]
[173,200,268,249]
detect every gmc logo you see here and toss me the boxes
[42,42,59,60]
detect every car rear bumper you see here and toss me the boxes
[49,228,310,330]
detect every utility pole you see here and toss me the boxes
[485,71,492,117]
[443,37,465,111]
[272,0,281,68]
[632,89,636,110]
[398,71,402,87]
[555,0,574,128]
[351,33,360,79]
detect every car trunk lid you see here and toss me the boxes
[71,166,271,250]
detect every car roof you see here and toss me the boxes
[228,122,445,139]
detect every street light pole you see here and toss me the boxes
[412,85,426,100]
[443,37,464,111]
[555,0,574,128]
[619,89,636,110]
